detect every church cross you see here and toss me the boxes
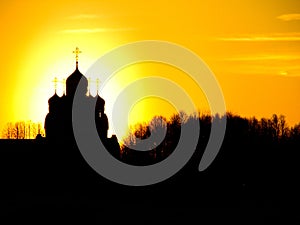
[72,47,82,69]
[88,77,91,96]
[62,78,66,95]
[96,78,100,95]
[52,77,58,94]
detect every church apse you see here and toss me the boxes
[44,47,120,156]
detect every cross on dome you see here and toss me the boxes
[96,78,100,95]
[72,47,82,69]
[52,77,58,94]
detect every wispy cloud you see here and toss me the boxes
[67,14,100,20]
[61,27,134,34]
[221,54,300,62]
[216,33,300,42]
[277,13,300,21]
[217,54,300,77]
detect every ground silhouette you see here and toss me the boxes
[0,112,300,223]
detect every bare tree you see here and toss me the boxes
[1,121,45,139]
[2,122,14,139]
[278,115,289,139]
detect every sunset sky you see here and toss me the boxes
[1,0,300,140]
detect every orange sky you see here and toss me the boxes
[0,0,300,140]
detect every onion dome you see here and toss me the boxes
[96,95,105,106]
[48,92,60,104]
[96,95,105,113]
[66,67,88,97]
[48,92,61,113]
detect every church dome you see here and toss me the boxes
[48,92,61,114]
[96,95,105,105]
[96,95,105,112]
[66,67,88,97]
[48,92,60,104]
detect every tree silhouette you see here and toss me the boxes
[120,111,300,170]
[1,121,45,139]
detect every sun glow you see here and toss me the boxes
[98,62,211,141]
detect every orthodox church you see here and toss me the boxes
[44,48,120,156]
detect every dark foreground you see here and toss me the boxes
[0,139,299,224]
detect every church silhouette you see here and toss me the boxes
[44,47,120,156]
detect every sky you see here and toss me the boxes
[0,0,300,140]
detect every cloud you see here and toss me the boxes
[221,55,300,62]
[67,14,100,20]
[216,33,300,42]
[217,54,300,77]
[277,13,300,21]
[61,28,134,34]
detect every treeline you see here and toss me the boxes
[1,121,45,139]
[120,112,300,166]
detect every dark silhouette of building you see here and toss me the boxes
[44,47,120,156]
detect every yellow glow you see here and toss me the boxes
[1,0,300,140]
[99,62,210,140]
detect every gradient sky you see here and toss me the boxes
[1,0,300,140]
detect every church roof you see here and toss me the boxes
[96,94,105,104]
[48,92,60,104]
[66,67,88,83]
